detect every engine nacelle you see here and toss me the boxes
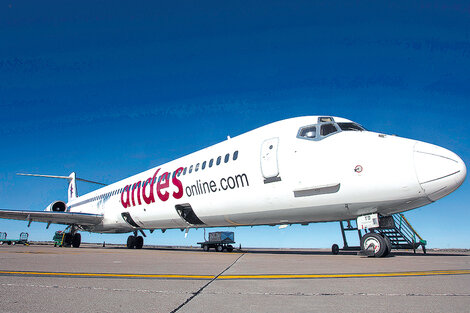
[44,201,67,212]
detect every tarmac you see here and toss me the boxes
[0,244,469,313]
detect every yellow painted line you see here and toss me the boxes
[0,271,214,279]
[0,269,468,280]
[219,270,470,279]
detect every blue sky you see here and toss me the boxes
[1,1,469,248]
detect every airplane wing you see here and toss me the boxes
[0,209,103,226]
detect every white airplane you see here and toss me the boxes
[0,116,466,257]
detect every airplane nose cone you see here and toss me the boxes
[414,142,466,201]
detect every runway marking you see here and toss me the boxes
[0,271,213,279]
[0,269,469,280]
[218,270,470,279]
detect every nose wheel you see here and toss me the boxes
[360,233,388,257]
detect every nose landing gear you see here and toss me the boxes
[360,233,390,258]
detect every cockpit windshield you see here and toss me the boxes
[297,118,366,141]
[320,123,338,136]
[337,122,365,131]
[298,126,316,139]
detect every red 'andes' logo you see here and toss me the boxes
[120,167,184,208]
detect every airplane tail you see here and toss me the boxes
[17,172,107,202]
[68,172,78,201]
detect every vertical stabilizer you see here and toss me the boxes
[68,172,78,201]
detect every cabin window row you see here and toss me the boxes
[72,150,240,207]
[178,150,239,177]
[71,188,122,208]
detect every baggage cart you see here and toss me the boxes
[0,232,29,245]
[197,231,235,252]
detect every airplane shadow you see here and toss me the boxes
[98,245,469,257]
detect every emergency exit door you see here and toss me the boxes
[261,137,281,183]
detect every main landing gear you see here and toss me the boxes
[54,226,81,248]
[126,231,144,249]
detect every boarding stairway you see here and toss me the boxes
[334,213,427,254]
[375,214,427,253]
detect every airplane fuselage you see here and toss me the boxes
[66,116,466,234]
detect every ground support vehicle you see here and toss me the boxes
[0,232,29,245]
[198,231,235,252]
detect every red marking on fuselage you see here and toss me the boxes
[120,167,183,208]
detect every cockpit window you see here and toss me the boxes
[298,119,365,142]
[318,116,334,123]
[320,123,338,136]
[338,122,365,131]
[298,126,317,139]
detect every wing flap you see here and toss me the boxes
[0,209,103,226]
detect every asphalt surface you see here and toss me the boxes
[0,244,469,312]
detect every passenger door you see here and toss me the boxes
[261,137,280,182]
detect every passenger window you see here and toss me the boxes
[298,126,317,139]
[209,159,214,167]
[189,165,193,174]
[233,151,238,161]
[320,123,338,136]
[195,163,200,172]
[224,153,229,163]
[216,156,221,165]
[202,161,206,170]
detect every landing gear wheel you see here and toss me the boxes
[382,234,392,257]
[361,233,387,258]
[127,235,136,249]
[203,244,209,252]
[72,233,81,248]
[63,233,73,247]
[135,236,144,249]
[216,245,224,252]
[331,244,340,255]
[226,245,234,252]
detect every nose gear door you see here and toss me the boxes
[261,137,281,183]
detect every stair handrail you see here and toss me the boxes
[399,214,424,241]
[391,215,416,245]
